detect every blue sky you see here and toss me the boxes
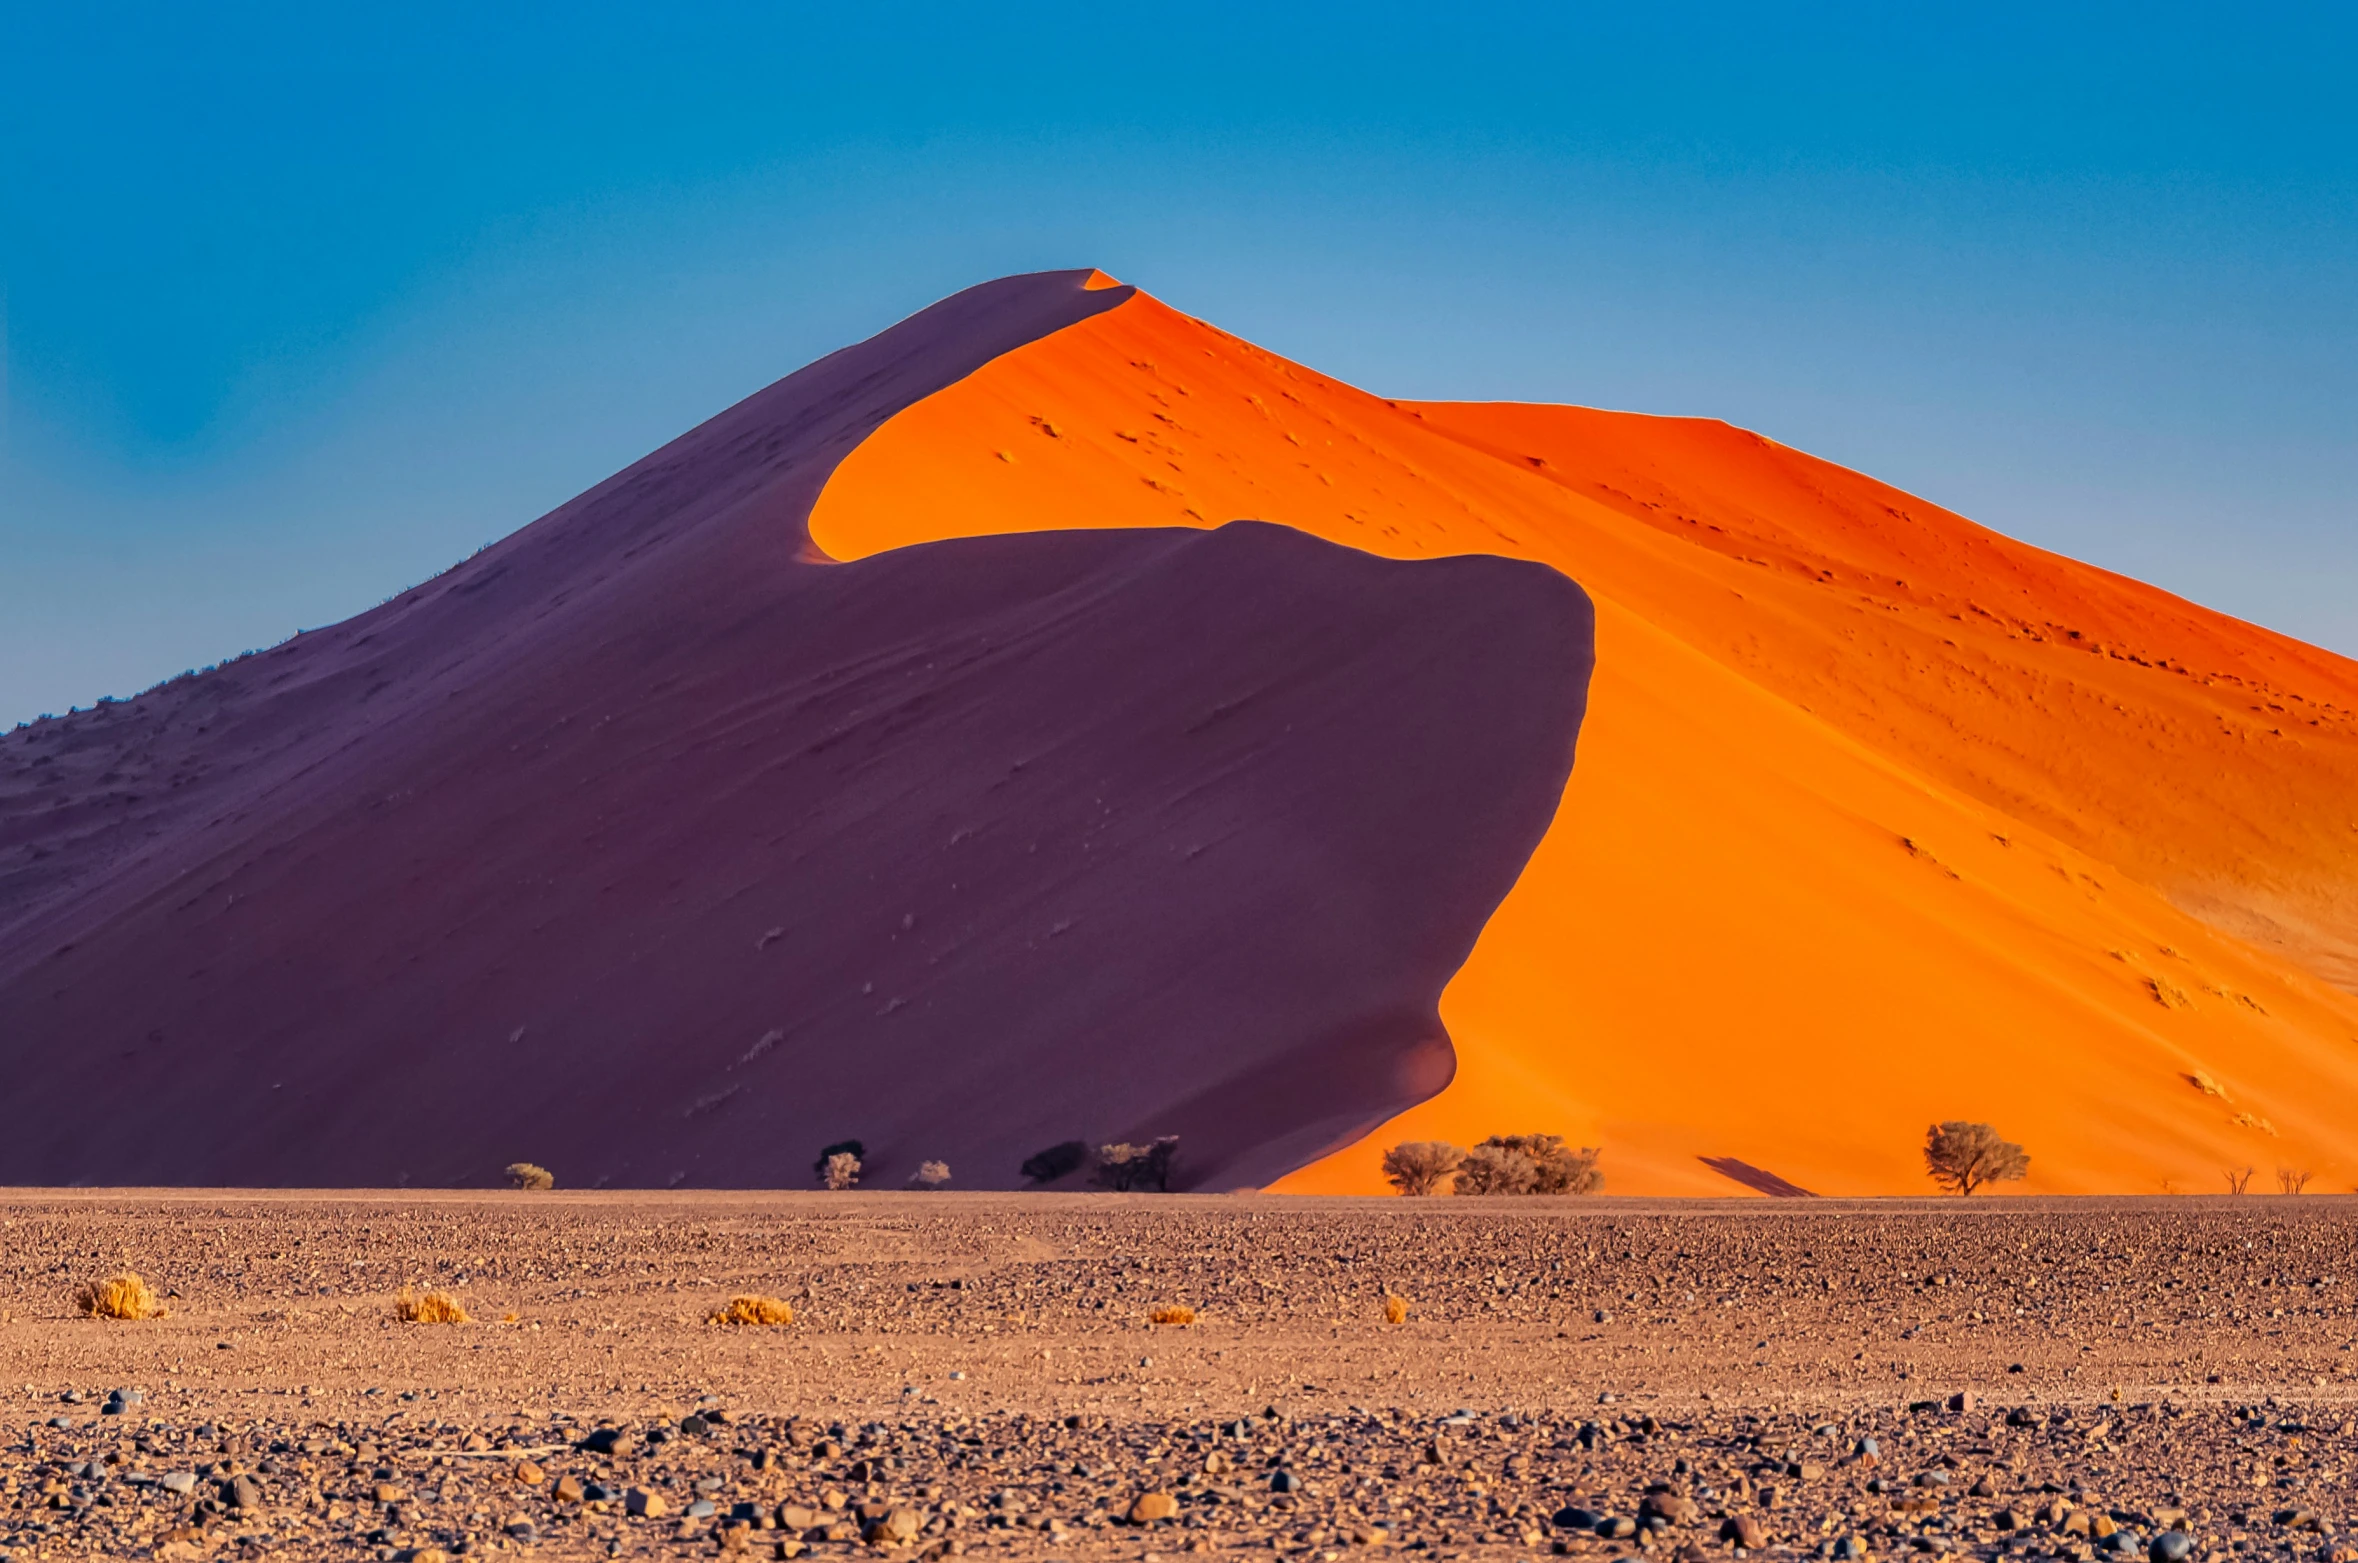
[5,3,2354,724]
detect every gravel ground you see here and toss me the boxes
[1,1192,2353,1563]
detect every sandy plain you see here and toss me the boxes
[3,1193,2354,1563]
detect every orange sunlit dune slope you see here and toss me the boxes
[810,284,2358,1196]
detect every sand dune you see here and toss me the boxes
[810,281,2358,1196]
[0,272,1590,1189]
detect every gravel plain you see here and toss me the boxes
[2,1192,2353,1563]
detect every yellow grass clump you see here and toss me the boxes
[1383,1294,1411,1325]
[708,1294,795,1326]
[394,1286,470,1324]
[1148,1305,1197,1327]
[505,1162,555,1191]
[76,1272,163,1320]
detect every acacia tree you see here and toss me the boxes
[1923,1121,2029,1195]
[1381,1142,1464,1196]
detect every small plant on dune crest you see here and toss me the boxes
[1382,1142,1464,1196]
[75,1272,162,1320]
[505,1162,554,1191]
[1020,1140,1089,1185]
[1477,1134,1602,1195]
[1923,1121,2029,1195]
[907,1161,952,1190]
[2279,1168,2314,1194]
[1454,1142,1540,1196]
[394,1286,470,1324]
[1382,1294,1411,1325]
[709,1294,795,1326]
[2226,1166,2255,1194]
[1148,1304,1197,1326]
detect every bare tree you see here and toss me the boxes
[2225,1166,2255,1194]
[2278,1167,2314,1195]
[1381,1142,1464,1196]
[1922,1121,2029,1195]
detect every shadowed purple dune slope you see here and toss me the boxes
[0,270,1593,1190]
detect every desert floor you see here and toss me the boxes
[1,1192,2352,1563]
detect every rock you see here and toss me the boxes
[1129,1492,1179,1523]
[1791,1461,1826,1482]
[778,1505,819,1529]
[1349,1525,1390,1545]
[1913,1471,1950,1487]
[1270,1470,1301,1493]
[1597,1516,1638,1539]
[1832,1535,1873,1561]
[1971,1477,1997,1497]
[2008,1407,2038,1427]
[690,1498,719,1518]
[413,1551,450,1563]
[682,1414,710,1435]
[1996,1508,2030,1531]
[373,1483,407,1504]
[2151,1533,2195,1563]
[627,1487,669,1518]
[1721,1515,1768,1549]
[553,1474,586,1503]
[513,1459,545,1485]
[227,1474,264,1510]
[1949,1392,1977,1413]
[2277,1511,2322,1532]
[776,1543,807,1560]
[160,1471,197,1495]
[863,1507,925,1544]
[1641,1493,1699,1525]
[578,1426,622,1454]
[718,1522,755,1552]
[1556,1507,1600,1530]
[506,1521,538,1542]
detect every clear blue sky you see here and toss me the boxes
[5,3,2354,724]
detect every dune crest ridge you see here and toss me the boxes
[810,281,2358,1196]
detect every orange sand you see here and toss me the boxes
[808,286,2358,1196]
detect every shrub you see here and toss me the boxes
[505,1162,555,1191]
[2225,1166,2255,1194]
[1021,1140,1089,1185]
[1148,1304,1197,1326]
[1382,1294,1410,1325]
[75,1272,162,1320]
[814,1140,865,1185]
[1381,1142,1463,1196]
[1478,1134,1602,1195]
[394,1286,470,1324]
[1453,1142,1539,1196]
[822,1152,861,1191]
[709,1294,795,1326]
[2279,1168,2314,1194]
[1922,1121,2029,1195]
[907,1161,952,1190]
[1093,1136,1180,1193]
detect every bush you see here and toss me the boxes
[1381,1142,1464,1196]
[813,1140,865,1184]
[907,1160,951,1189]
[1148,1304,1197,1326]
[1922,1121,2029,1195]
[505,1162,554,1191]
[709,1294,795,1326]
[76,1272,162,1320]
[822,1152,861,1191]
[1382,1294,1411,1325]
[1021,1140,1089,1185]
[1454,1142,1539,1195]
[394,1286,470,1324]
[1093,1136,1180,1192]
[1478,1134,1602,1195]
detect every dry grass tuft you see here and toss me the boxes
[1148,1304,1197,1327]
[1383,1293,1411,1325]
[394,1286,470,1324]
[708,1294,795,1326]
[75,1272,162,1320]
[505,1162,555,1191]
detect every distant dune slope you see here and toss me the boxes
[0,271,1591,1189]
[810,282,2358,1196]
